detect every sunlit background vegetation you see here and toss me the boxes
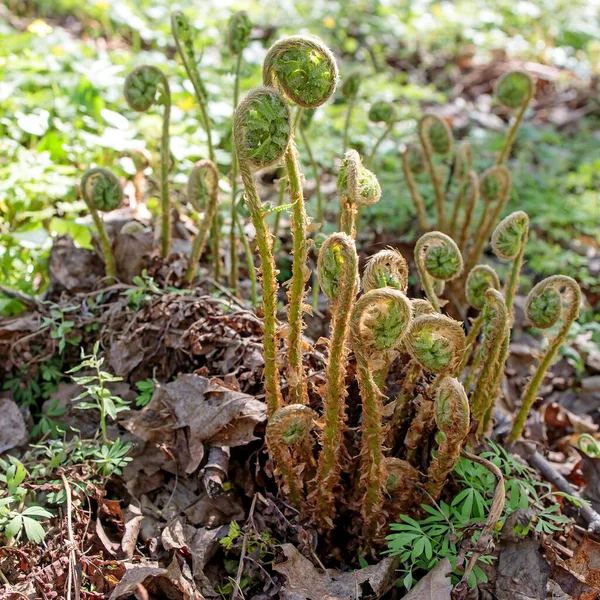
[1,0,599,313]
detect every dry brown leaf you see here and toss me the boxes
[0,397,28,453]
[402,557,452,600]
[121,501,144,559]
[109,557,204,600]
[495,539,551,600]
[273,543,397,600]
[560,536,600,590]
[543,402,598,434]
[48,235,105,292]
[122,374,266,473]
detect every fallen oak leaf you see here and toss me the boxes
[109,557,204,600]
[273,543,398,600]
[122,374,266,474]
[403,557,452,600]
[559,536,600,590]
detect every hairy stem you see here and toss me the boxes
[402,151,430,231]
[285,140,310,405]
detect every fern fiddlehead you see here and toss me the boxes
[508,275,581,441]
[262,35,339,406]
[362,247,410,385]
[491,211,529,319]
[426,377,470,499]
[465,165,512,272]
[388,298,438,449]
[470,289,509,436]
[366,101,397,168]
[184,160,220,284]
[418,114,454,231]
[351,289,413,541]
[414,231,463,312]
[341,70,361,154]
[362,248,409,294]
[266,404,314,509]
[403,313,466,462]
[338,149,381,238]
[80,168,123,280]
[458,265,501,376]
[233,86,292,416]
[402,144,430,232]
[124,65,172,258]
[227,11,253,294]
[312,233,360,528]
[496,70,534,165]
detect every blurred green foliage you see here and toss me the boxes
[0,0,598,306]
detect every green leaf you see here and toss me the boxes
[23,516,46,542]
[22,505,53,518]
[49,218,93,249]
[5,514,23,538]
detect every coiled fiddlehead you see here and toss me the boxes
[466,165,512,272]
[362,248,408,294]
[262,36,339,407]
[351,289,412,541]
[341,70,362,154]
[263,35,339,108]
[402,144,430,232]
[405,313,466,375]
[508,275,581,441]
[233,87,292,416]
[496,70,534,165]
[124,65,172,258]
[227,10,252,55]
[184,160,220,284]
[426,377,470,499]
[492,210,529,318]
[414,232,463,312]
[457,265,501,376]
[266,404,314,509]
[362,248,410,388]
[227,11,253,295]
[403,313,466,463]
[366,101,397,168]
[338,149,382,238]
[418,114,454,231]
[81,168,123,280]
[470,289,509,436]
[312,233,359,528]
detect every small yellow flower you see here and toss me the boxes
[322,16,335,29]
[177,96,196,111]
[27,19,53,37]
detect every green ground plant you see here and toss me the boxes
[386,440,577,590]
[68,341,130,441]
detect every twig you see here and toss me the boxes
[453,450,505,599]
[202,446,230,498]
[0,285,45,311]
[525,449,600,533]
[204,277,246,308]
[61,472,80,600]
[232,494,258,600]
